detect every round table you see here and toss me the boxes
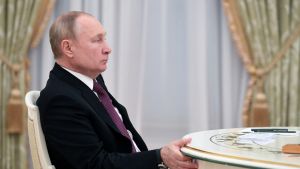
[181,127,300,169]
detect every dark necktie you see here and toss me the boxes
[93,80,136,153]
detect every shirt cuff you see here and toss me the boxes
[156,149,168,169]
[156,148,162,163]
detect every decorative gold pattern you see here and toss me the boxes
[184,146,300,168]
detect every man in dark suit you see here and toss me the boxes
[37,11,198,169]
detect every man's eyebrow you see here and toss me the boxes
[94,32,107,38]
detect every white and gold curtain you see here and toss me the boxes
[224,0,300,127]
[0,0,55,168]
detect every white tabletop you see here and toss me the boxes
[181,127,300,169]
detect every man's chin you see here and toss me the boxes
[99,66,107,73]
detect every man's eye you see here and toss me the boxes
[93,37,106,42]
[93,38,102,42]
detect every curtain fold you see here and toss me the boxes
[288,0,300,125]
[223,0,300,127]
[0,0,55,168]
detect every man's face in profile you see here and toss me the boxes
[70,15,112,79]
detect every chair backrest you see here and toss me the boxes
[25,91,55,169]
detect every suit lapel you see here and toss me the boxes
[51,63,121,135]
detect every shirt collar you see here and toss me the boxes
[61,66,94,90]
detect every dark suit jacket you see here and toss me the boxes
[37,63,162,169]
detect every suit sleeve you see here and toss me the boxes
[39,94,162,169]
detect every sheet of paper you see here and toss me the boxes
[237,133,276,145]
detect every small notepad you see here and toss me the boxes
[282,144,300,154]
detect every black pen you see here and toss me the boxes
[251,128,296,133]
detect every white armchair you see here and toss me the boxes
[25,90,55,169]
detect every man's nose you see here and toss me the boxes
[103,43,112,54]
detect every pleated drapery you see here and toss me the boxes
[0,0,55,168]
[224,0,300,127]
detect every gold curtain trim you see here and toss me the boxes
[259,22,300,76]
[30,0,56,48]
[0,52,23,77]
[0,52,15,70]
[223,0,300,126]
[223,0,254,71]
[223,0,255,126]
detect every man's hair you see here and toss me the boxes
[49,11,92,59]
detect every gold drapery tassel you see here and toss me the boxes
[250,69,270,127]
[6,64,23,134]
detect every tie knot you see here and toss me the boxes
[93,80,104,95]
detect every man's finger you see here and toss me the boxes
[174,137,192,147]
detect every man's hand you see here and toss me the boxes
[160,137,198,169]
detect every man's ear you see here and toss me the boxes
[61,40,74,58]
